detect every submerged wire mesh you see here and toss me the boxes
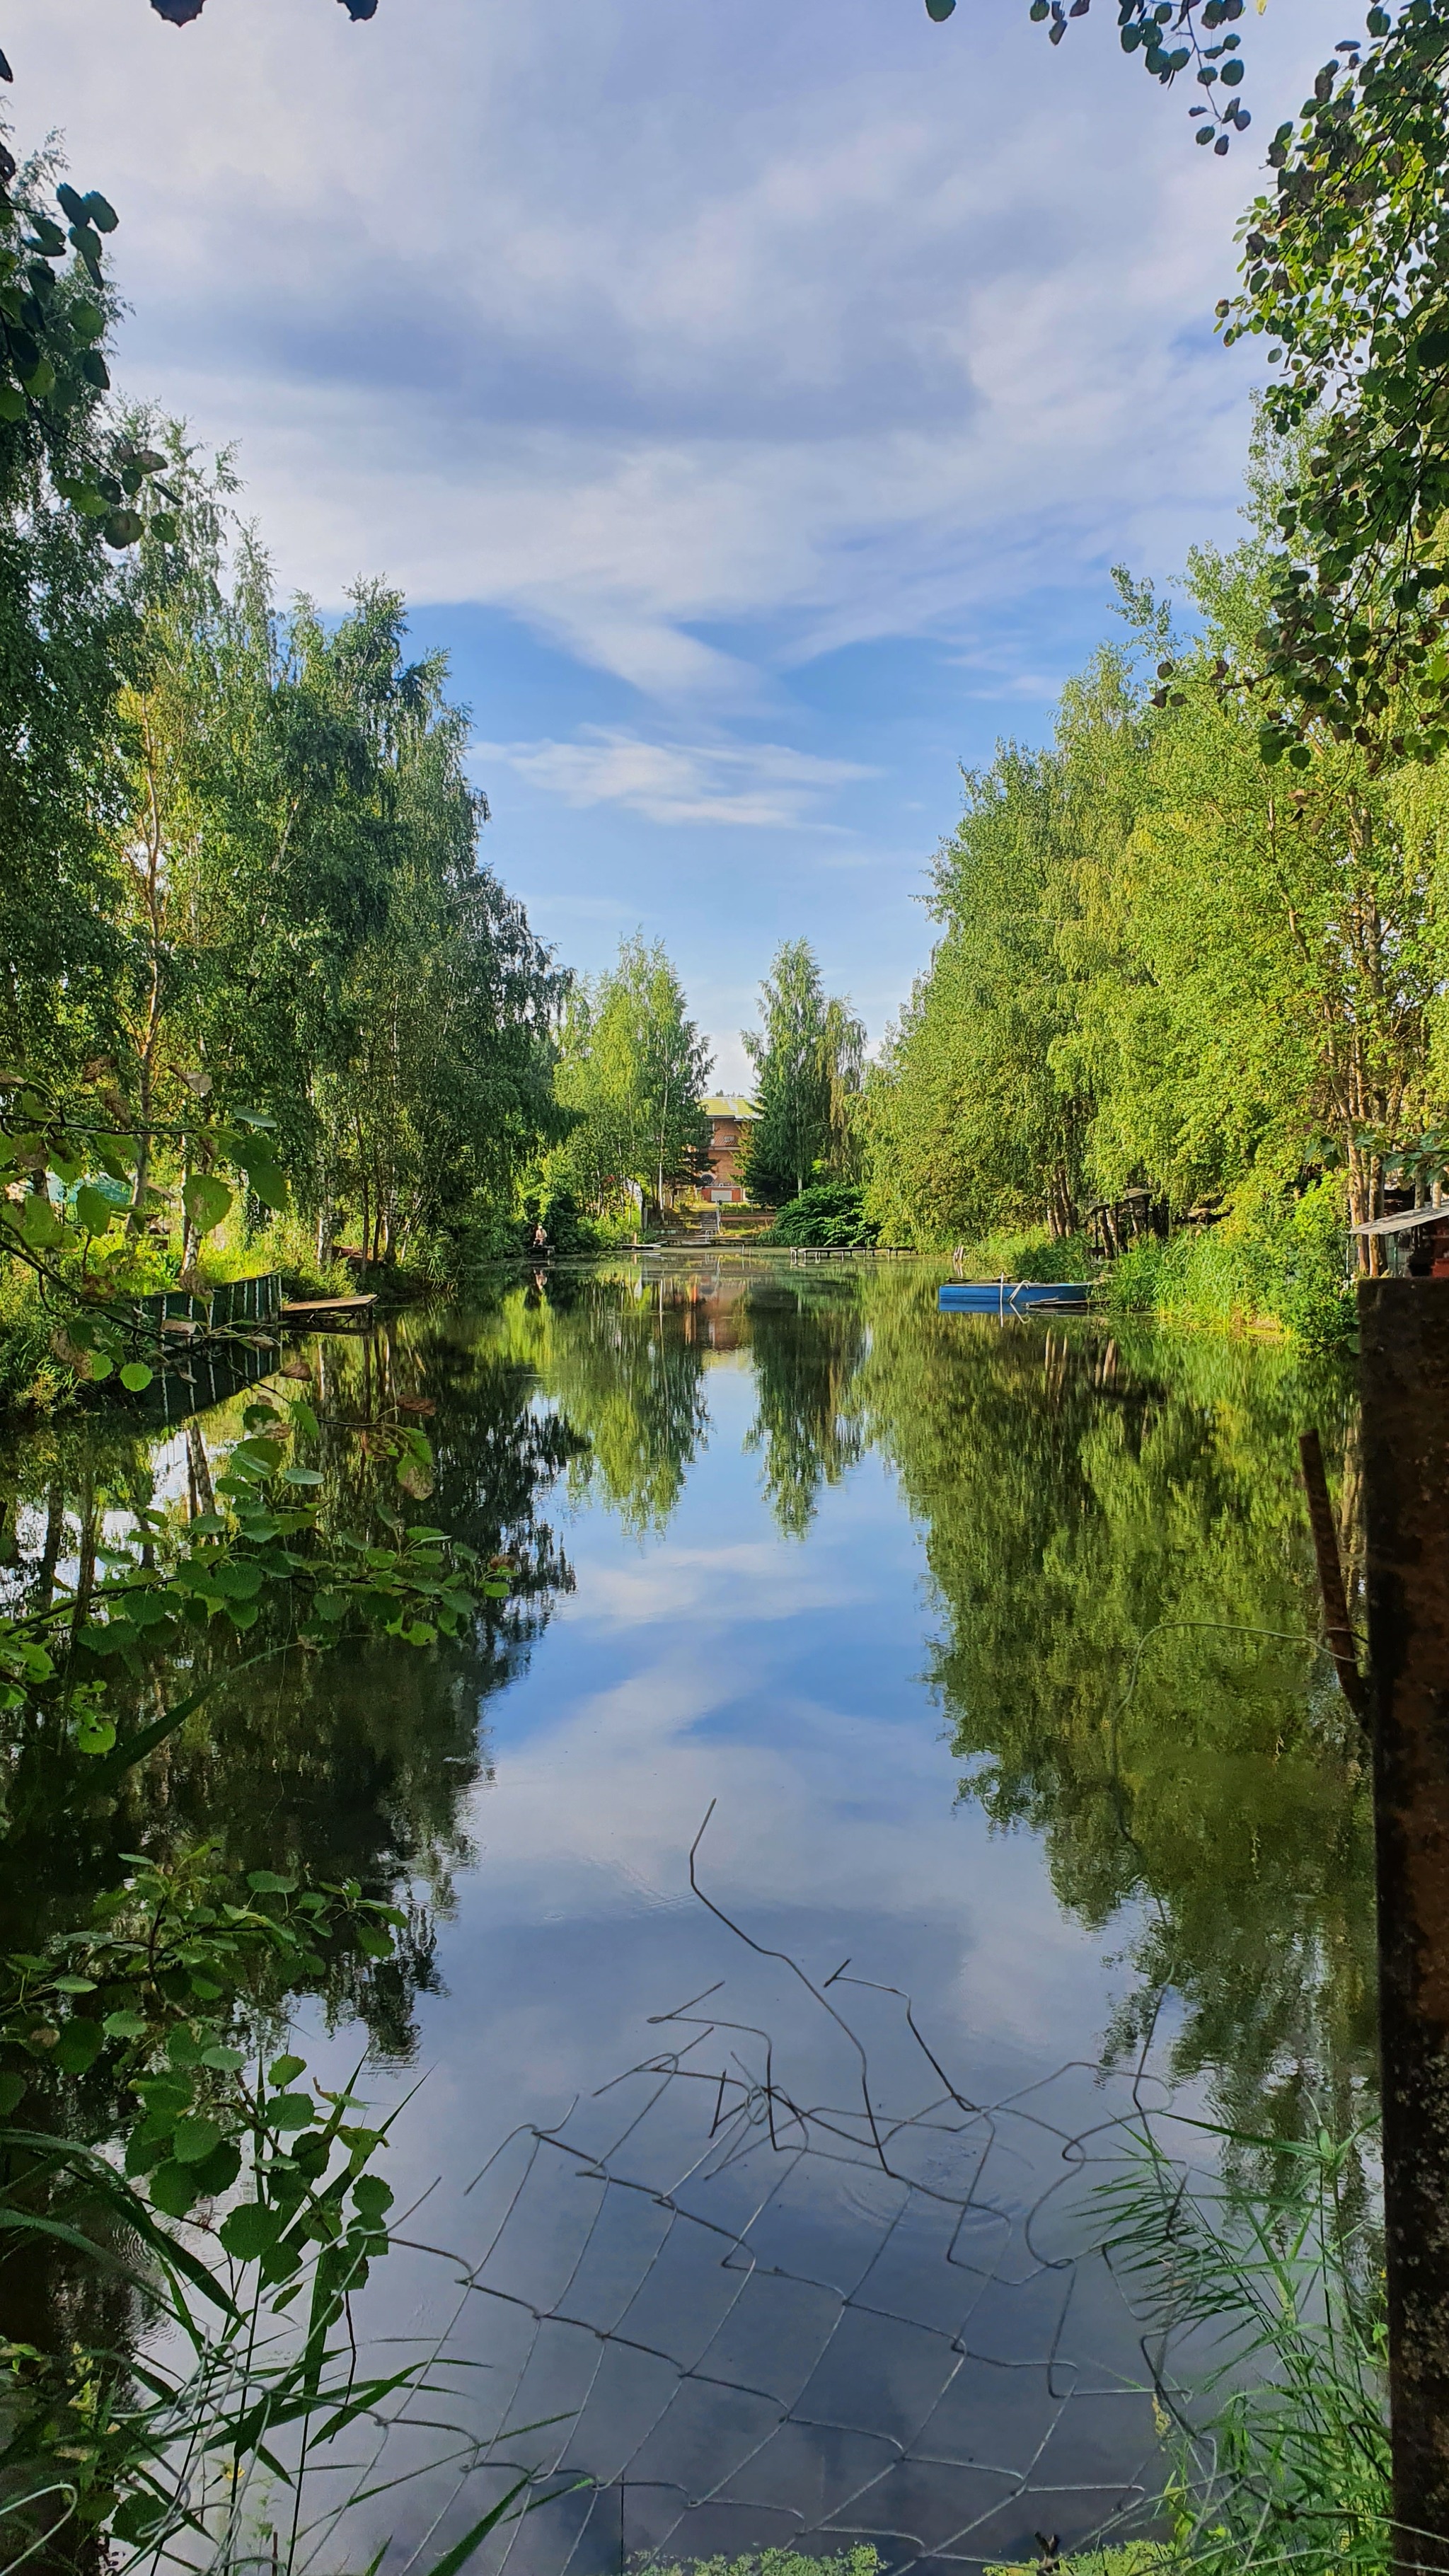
[306,1820,1205,2576]
[127,1819,1377,2576]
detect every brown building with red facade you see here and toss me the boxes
[700,1095,756,1204]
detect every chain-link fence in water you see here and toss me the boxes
[205,1821,1380,2576]
[311,1816,1217,2576]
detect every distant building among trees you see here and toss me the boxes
[700,1097,756,1204]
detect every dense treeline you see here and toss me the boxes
[545,934,712,1229]
[863,502,1449,1294]
[0,169,567,1377]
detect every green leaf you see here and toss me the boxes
[248,1870,295,1894]
[53,2018,103,2073]
[220,2198,284,2261]
[183,1170,232,1233]
[232,1437,286,1474]
[282,1467,323,1486]
[70,296,105,342]
[149,2157,202,2217]
[0,383,24,422]
[119,1361,154,1392]
[246,1160,289,1211]
[170,2115,223,2166]
[0,2072,26,2117]
[193,2138,243,2196]
[266,2092,315,2132]
[110,2492,168,2546]
[268,2052,306,2086]
[103,2011,148,2040]
[81,190,119,233]
[424,2477,534,2576]
[103,505,142,548]
[74,1182,115,1235]
[17,1191,62,1248]
[209,1561,264,1600]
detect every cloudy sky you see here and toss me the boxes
[19,0,1327,1082]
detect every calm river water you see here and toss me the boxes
[1,1260,1374,2576]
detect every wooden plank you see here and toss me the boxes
[279,1295,377,1319]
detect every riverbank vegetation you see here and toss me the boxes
[544,935,712,1235]
[858,490,1447,1330]
[0,146,571,1421]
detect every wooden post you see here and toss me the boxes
[1360,1279,1449,2571]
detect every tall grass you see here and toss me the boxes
[1097,2118,1390,2576]
[1107,1184,1353,1353]
[949,1226,1096,1283]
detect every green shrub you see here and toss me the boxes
[1106,1184,1352,1351]
[952,1225,1095,1283]
[0,1259,66,1411]
[1272,1178,1356,1353]
[762,1184,879,1247]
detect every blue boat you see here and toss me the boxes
[938,1279,1092,1315]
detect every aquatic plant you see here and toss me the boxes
[1098,2118,1390,2576]
[0,1847,562,2572]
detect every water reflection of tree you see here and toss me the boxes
[858,1271,1374,2141]
[742,1279,867,1537]
[498,1273,711,1535]
[0,1322,582,2057]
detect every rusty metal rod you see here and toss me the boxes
[1299,1425,1368,1719]
[1360,1279,1449,2570]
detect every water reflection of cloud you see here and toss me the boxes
[565,1539,857,1629]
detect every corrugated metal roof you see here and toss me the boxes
[701,1095,756,1118]
[1351,1205,1449,1237]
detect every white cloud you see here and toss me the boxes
[14,0,1326,705]
[478,728,874,826]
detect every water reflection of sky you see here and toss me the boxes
[6,1273,1358,2572]
[318,1346,1177,2576]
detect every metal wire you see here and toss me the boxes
[337,1816,1193,2576]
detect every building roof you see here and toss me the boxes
[701,1095,756,1119]
[1351,1204,1449,1237]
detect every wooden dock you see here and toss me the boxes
[279,1294,378,1332]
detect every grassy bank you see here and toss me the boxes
[1105,1182,1353,1353]
[940,1182,1353,1353]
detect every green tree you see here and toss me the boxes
[865,528,1449,1275]
[550,933,711,1219]
[0,154,159,1079]
[864,658,1141,1249]
[103,487,567,1276]
[741,940,864,1203]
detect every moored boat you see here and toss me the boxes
[938,1279,1092,1314]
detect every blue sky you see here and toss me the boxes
[21,0,1327,1085]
